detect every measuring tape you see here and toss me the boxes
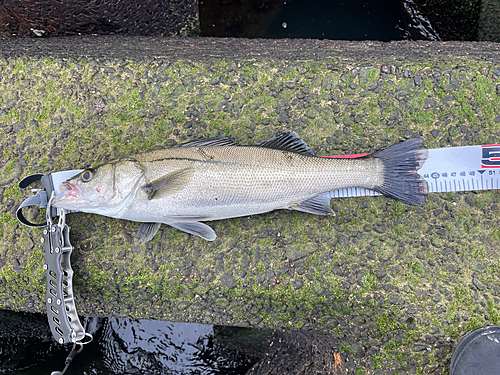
[324,144,500,198]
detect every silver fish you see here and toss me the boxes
[53,131,428,242]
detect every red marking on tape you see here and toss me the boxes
[322,153,370,159]
[481,145,500,168]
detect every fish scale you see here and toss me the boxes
[134,145,383,220]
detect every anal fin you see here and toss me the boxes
[168,221,217,241]
[134,222,162,245]
[291,192,335,216]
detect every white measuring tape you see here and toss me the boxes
[326,144,500,199]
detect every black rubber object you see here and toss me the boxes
[450,326,500,375]
[16,173,57,227]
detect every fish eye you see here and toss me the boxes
[80,169,94,182]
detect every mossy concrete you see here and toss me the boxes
[0,37,500,373]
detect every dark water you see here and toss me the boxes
[0,311,260,374]
[200,0,440,41]
[267,0,405,41]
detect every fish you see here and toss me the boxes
[53,131,428,243]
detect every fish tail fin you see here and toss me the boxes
[372,138,428,206]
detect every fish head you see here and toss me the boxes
[53,160,144,214]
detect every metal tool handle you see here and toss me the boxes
[42,196,86,345]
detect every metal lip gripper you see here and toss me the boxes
[17,171,92,375]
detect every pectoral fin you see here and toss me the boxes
[134,222,162,245]
[291,192,336,216]
[142,168,193,200]
[168,221,217,241]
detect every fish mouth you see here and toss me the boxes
[53,182,83,205]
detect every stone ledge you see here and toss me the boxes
[0,37,499,374]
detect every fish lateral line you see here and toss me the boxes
[138,155,242,166]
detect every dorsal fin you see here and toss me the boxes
[255,131,315,156]
[174,137,239,147]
